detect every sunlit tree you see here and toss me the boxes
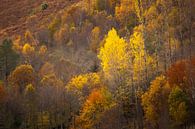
[98,28,129,86]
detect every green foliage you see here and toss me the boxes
[168,86,189,126]
[41,2,48,11]
[0,39,19,80]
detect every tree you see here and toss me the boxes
[25,84,37,128]
[168,86,188,127]
[141,75,170,129]
[98,28,129,87]
[129,25,145,81]
[66,73,101,101]
[167,59,195,99]
[0,39,19,82]
[9,64,35,93]
[129,25,155,83]
[76,88,115,129]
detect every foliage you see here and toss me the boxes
[167,59,195,97]
[141,75,170,127]
[168,86,188,126]
[129,25,155,80]
[98,28,129,80]
[9,64,35,93]
[0,39,19,80]
[41,2,48,11]
[76,87,115,129]
[66,73,101,100]
[22,43,35,56]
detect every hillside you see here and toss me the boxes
[0,0,79,38]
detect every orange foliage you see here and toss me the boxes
[167,60,187,87]
[76,88,115,129]
[167,57,195,98]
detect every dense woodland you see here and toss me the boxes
[0,0,195,129]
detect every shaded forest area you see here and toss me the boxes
[0,0,195,129]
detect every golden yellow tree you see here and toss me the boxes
[129,25,155,81]
[98,28,129,84]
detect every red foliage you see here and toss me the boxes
[167,57,195,98]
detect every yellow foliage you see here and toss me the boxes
[129,25,155,80]
[67,73,101,90]
[134,0,144,23]
[22,43,35,56]
[98,28,129,79]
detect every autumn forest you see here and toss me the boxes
[0,0,194,129]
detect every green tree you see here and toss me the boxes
[168,86,189,127]
[0,39,19,82]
